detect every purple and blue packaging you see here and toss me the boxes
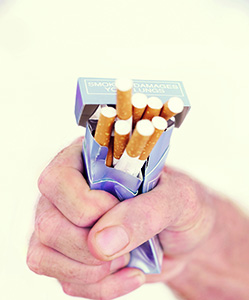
[75,77,190,274]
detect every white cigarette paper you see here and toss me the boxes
[115,119,154,176]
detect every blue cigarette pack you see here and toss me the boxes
[75,78,190,274]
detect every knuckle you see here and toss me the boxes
[73,209,87,227]
[75,207,95,228]
[62,263,105,285]
[37,165,61,197]
[73,196,104,228]
[84,264,109,285]
[26,245,43,275]
[35,209,58,246]
[37,167,51,195]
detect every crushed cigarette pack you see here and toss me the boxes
[75,77,190,274]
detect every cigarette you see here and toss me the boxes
[160,97,184,121]
[106,137,114,167]
[126,119,155,157]
[139,116,168,161]
[94,106,116,147]
[132,93,147,128]
[115,78,133,121]
[113,120,131,163]
[142,97,163,121]
[115,119,154,176]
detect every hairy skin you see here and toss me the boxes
[27,138,249,300]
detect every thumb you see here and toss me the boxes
[88,166,205,261]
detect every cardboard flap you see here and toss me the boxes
[75,77,191,128]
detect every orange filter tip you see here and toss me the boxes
[114,120,131,160]
[142,97,163,121]
[125,119,154,158]
[115,78,133,120]
[94,106,116,147]
[139,116,168,161]
[132,93,148,127]
[160,97,184,120]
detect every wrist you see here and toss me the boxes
[166,197,249,300]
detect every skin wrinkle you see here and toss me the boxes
[35,206,61,248]
[35,197,104,266]
[77,190,117,228]
[35,241,110,285]
[161,200,215,255]
[38,166,66,207]
[60,268,145,300]
[124,196,168,236]
[27,140,249,299]
[172,186,212,230]
[87,166,218,262]
[160,169,198,228]
[49,142,84,171]
[27,234,45,275]
[39,164,117,227]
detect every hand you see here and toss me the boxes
[27,138,249,299]
[87,164,216,283]
[27,137,146,300]
[86,160,249,299]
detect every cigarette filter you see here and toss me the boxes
[160,97,184,120]
[106,137,114,167]
[115,78,133,121]
[126,119,155,158]
[113,120,131,162]
[139,116,168,161]
[132,93,147,128]
[115,119,155,176]
[94,106,116,147]
[75,78,190,129]
[142,97,163,121]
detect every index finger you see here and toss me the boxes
[38,137,119,227]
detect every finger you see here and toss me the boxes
[38,137,119,227]
[159,199,215,255]
[35,196,103,265]
[61,268,145,300]
[27,234,130,285]
[88,166,215,260]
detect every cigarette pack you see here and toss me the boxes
[75,77,190,274]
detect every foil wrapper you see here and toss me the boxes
[82,121,174,274]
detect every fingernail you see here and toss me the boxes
[95,226,130,257]
[110,254,130,272]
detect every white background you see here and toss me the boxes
[1,0,249,299]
